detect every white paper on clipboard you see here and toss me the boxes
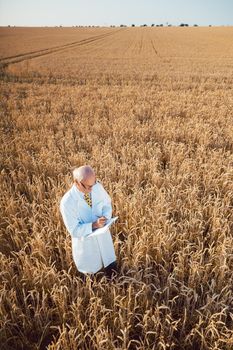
[88,216,118,237]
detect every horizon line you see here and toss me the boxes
[1,24,233,28]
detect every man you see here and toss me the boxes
[59,165,118,279]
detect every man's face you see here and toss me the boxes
[76,174,96,193]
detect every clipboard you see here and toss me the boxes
[88,216,118,237]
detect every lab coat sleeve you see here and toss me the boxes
[60,200,92,238]
[99,184,113,220]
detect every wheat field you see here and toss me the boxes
[0,26,233,350]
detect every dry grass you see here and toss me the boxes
[0,26,233,350]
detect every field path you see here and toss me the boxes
[0,28,126,67]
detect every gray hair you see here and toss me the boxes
[72,165,95,182]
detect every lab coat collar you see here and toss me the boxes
[70,182,98,201]
[70,183,85,201]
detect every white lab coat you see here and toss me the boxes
[59,181,116,274]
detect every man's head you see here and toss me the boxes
[72,165,96,193]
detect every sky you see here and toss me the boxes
[0,0,232,27]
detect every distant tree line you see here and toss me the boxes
[26,23,216,28]
[120,23,201,27]
[59,23,212,28]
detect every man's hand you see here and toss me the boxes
[92,216,107,230]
